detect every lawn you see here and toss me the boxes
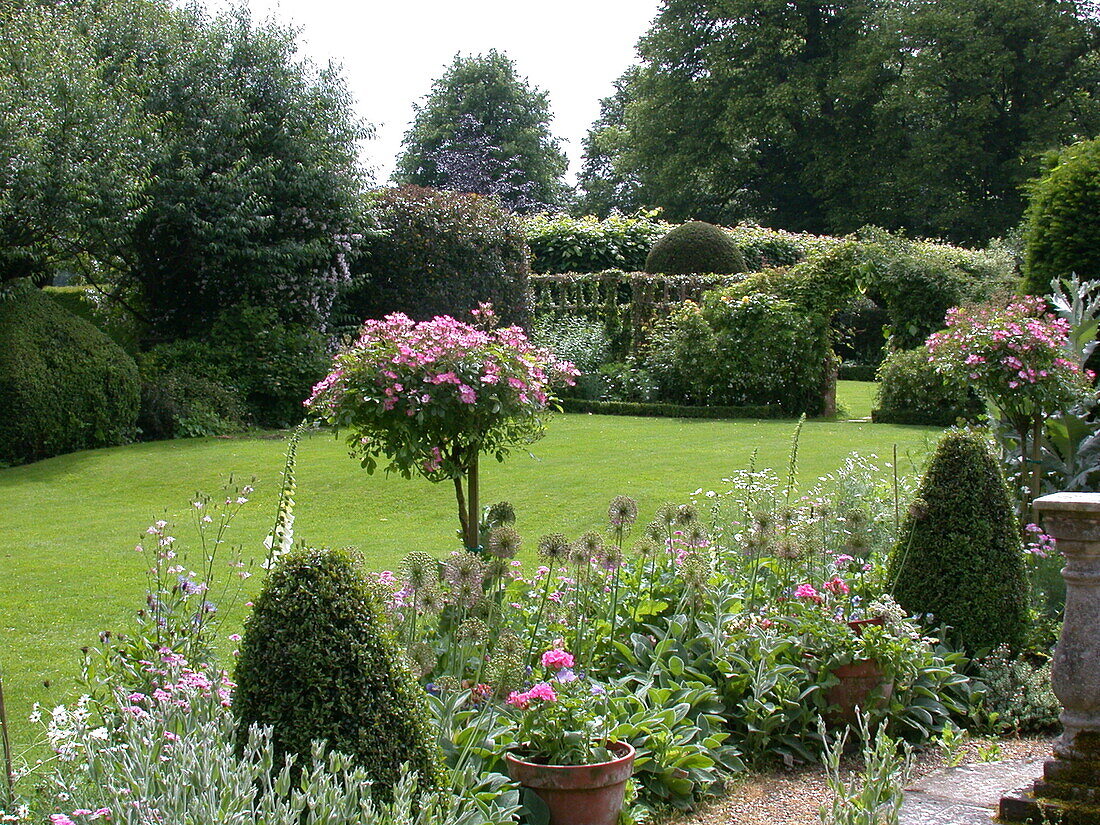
[0,384,931,755]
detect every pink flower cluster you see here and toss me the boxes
[540,648,575,671]
[50,811,111,825]
[926,297,1091,413]
[793,583,823,602]
[1024,522,1058,559]
[507,682,559,709]
[122,649,234,718]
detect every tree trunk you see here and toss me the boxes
[466,448,480,551]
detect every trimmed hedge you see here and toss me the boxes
[838,363,878,382]
[645,221,746,275]
[342,186,530,328]
[561,398,781,419]
[1024,138,1100,296]
[870,408,973,427]
[889,429,1029,655]
[233,546,443,797]
[42,285,141,352]
[524,212,670,274]
[0,282,139,465]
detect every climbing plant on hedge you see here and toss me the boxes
[233,546,443,797]
[0,282,139,465]
[889,429,1029,655]
[306,305,577,550]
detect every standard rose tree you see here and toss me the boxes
[306,304,577,550]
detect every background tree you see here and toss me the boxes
[394,50,569,211]
[582,0,1100,241]
[575,68,645,218]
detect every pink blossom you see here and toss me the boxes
[50,816,76,825]
[526,682,558,702]
[506,691,530,709]
[793,583,822,602]
[540,649,575,670]
[824,577,850,595]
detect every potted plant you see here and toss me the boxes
[503,647,635,825]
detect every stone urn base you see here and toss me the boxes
[1000,757,1100,823]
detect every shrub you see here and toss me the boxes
[872,347,985,426]
[524,212,671,274]
[974,645,1061,734]
[233,546,443,798]
[1024,139,1100,296]
[42,285,141,352]
[342,186,530,328]
[645,221,746,275]
[644,289,831,414]
[137,341,246,440]
[889,429,1029,654]
[0,282,139,465]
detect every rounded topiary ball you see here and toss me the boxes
[644,221,746,275]
[233,546,442,797]
[888,429,1029,654]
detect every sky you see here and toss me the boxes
[229,0,663,184]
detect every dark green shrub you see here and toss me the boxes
[644,289,831,414]
[1024,139,1100,295]
[0,282,139,465]
[42,285,141,352]
[644,221,746,275]
[559,398,780,419]
[342,186,530,327]
[889,429,1029,654]
[838,362,878,382]
[872,347,985,426]
[137,341,246,440]
[233,546,443,797]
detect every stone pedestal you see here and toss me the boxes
[1000,493,1100,824]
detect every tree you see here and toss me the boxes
[576,68,645,218]
[584,0,1100,241]
[129,4,368,340]
[0,0,153,285]
[306,307,577,551]
[394,51,568,211]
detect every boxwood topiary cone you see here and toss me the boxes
[233,546,443,797]
[888,429,1029,655]
[644,221,746,275]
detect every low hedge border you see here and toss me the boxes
[561,398,782,420]
[871,408,982,427]
[838,363,879,382]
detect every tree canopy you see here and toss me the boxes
[394,50,569,211]
[580,0,1100,242]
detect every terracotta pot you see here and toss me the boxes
[824,659,894,728]
[847,617,885,636]
[505,742,636,825]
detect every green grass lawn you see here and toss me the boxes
[1,382,929,755]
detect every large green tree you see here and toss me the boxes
[576,68,646,218]
[583,0,1100,241]
[394,50,568,211]
[0,0,154,285]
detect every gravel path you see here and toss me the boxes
[674,736,1052,825]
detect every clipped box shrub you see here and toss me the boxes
[42,285,141,352]
[645,221,747,275]
[889,429,1029,654]
[872,346,985,426]
[233,546,443,797]
[0,282,139,465]
[342,185,530,327]
[645,288,831,414]
[1024,138,1100,296]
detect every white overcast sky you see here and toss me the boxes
[226,0,663,183]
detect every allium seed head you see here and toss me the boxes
[608,495,639,529]
[488,525,522,559]
[538,533,570,561]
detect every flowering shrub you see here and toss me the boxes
[306,305,576,548]
[927,297,1094,505]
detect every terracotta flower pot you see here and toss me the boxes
[825,659,894,728]
[847,617,885,636]
[505,742,636,825]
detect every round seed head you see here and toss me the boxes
[538,533,570,561]
[608,495,639,529]
[488,525,522,559]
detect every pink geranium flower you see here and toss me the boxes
[540,649,575,670]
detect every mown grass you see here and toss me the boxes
[0,383,933,754]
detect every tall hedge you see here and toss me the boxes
[889,429,1028,654]
[1024,138,1100,296]
[233,546,442,797]
[0,282,139,465]
[340,185,530,328]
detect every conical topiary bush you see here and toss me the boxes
[233,546,442,797]
[889,429,1029,654]
[644,221,746,275]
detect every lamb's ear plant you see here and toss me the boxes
[818,713,913,825]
